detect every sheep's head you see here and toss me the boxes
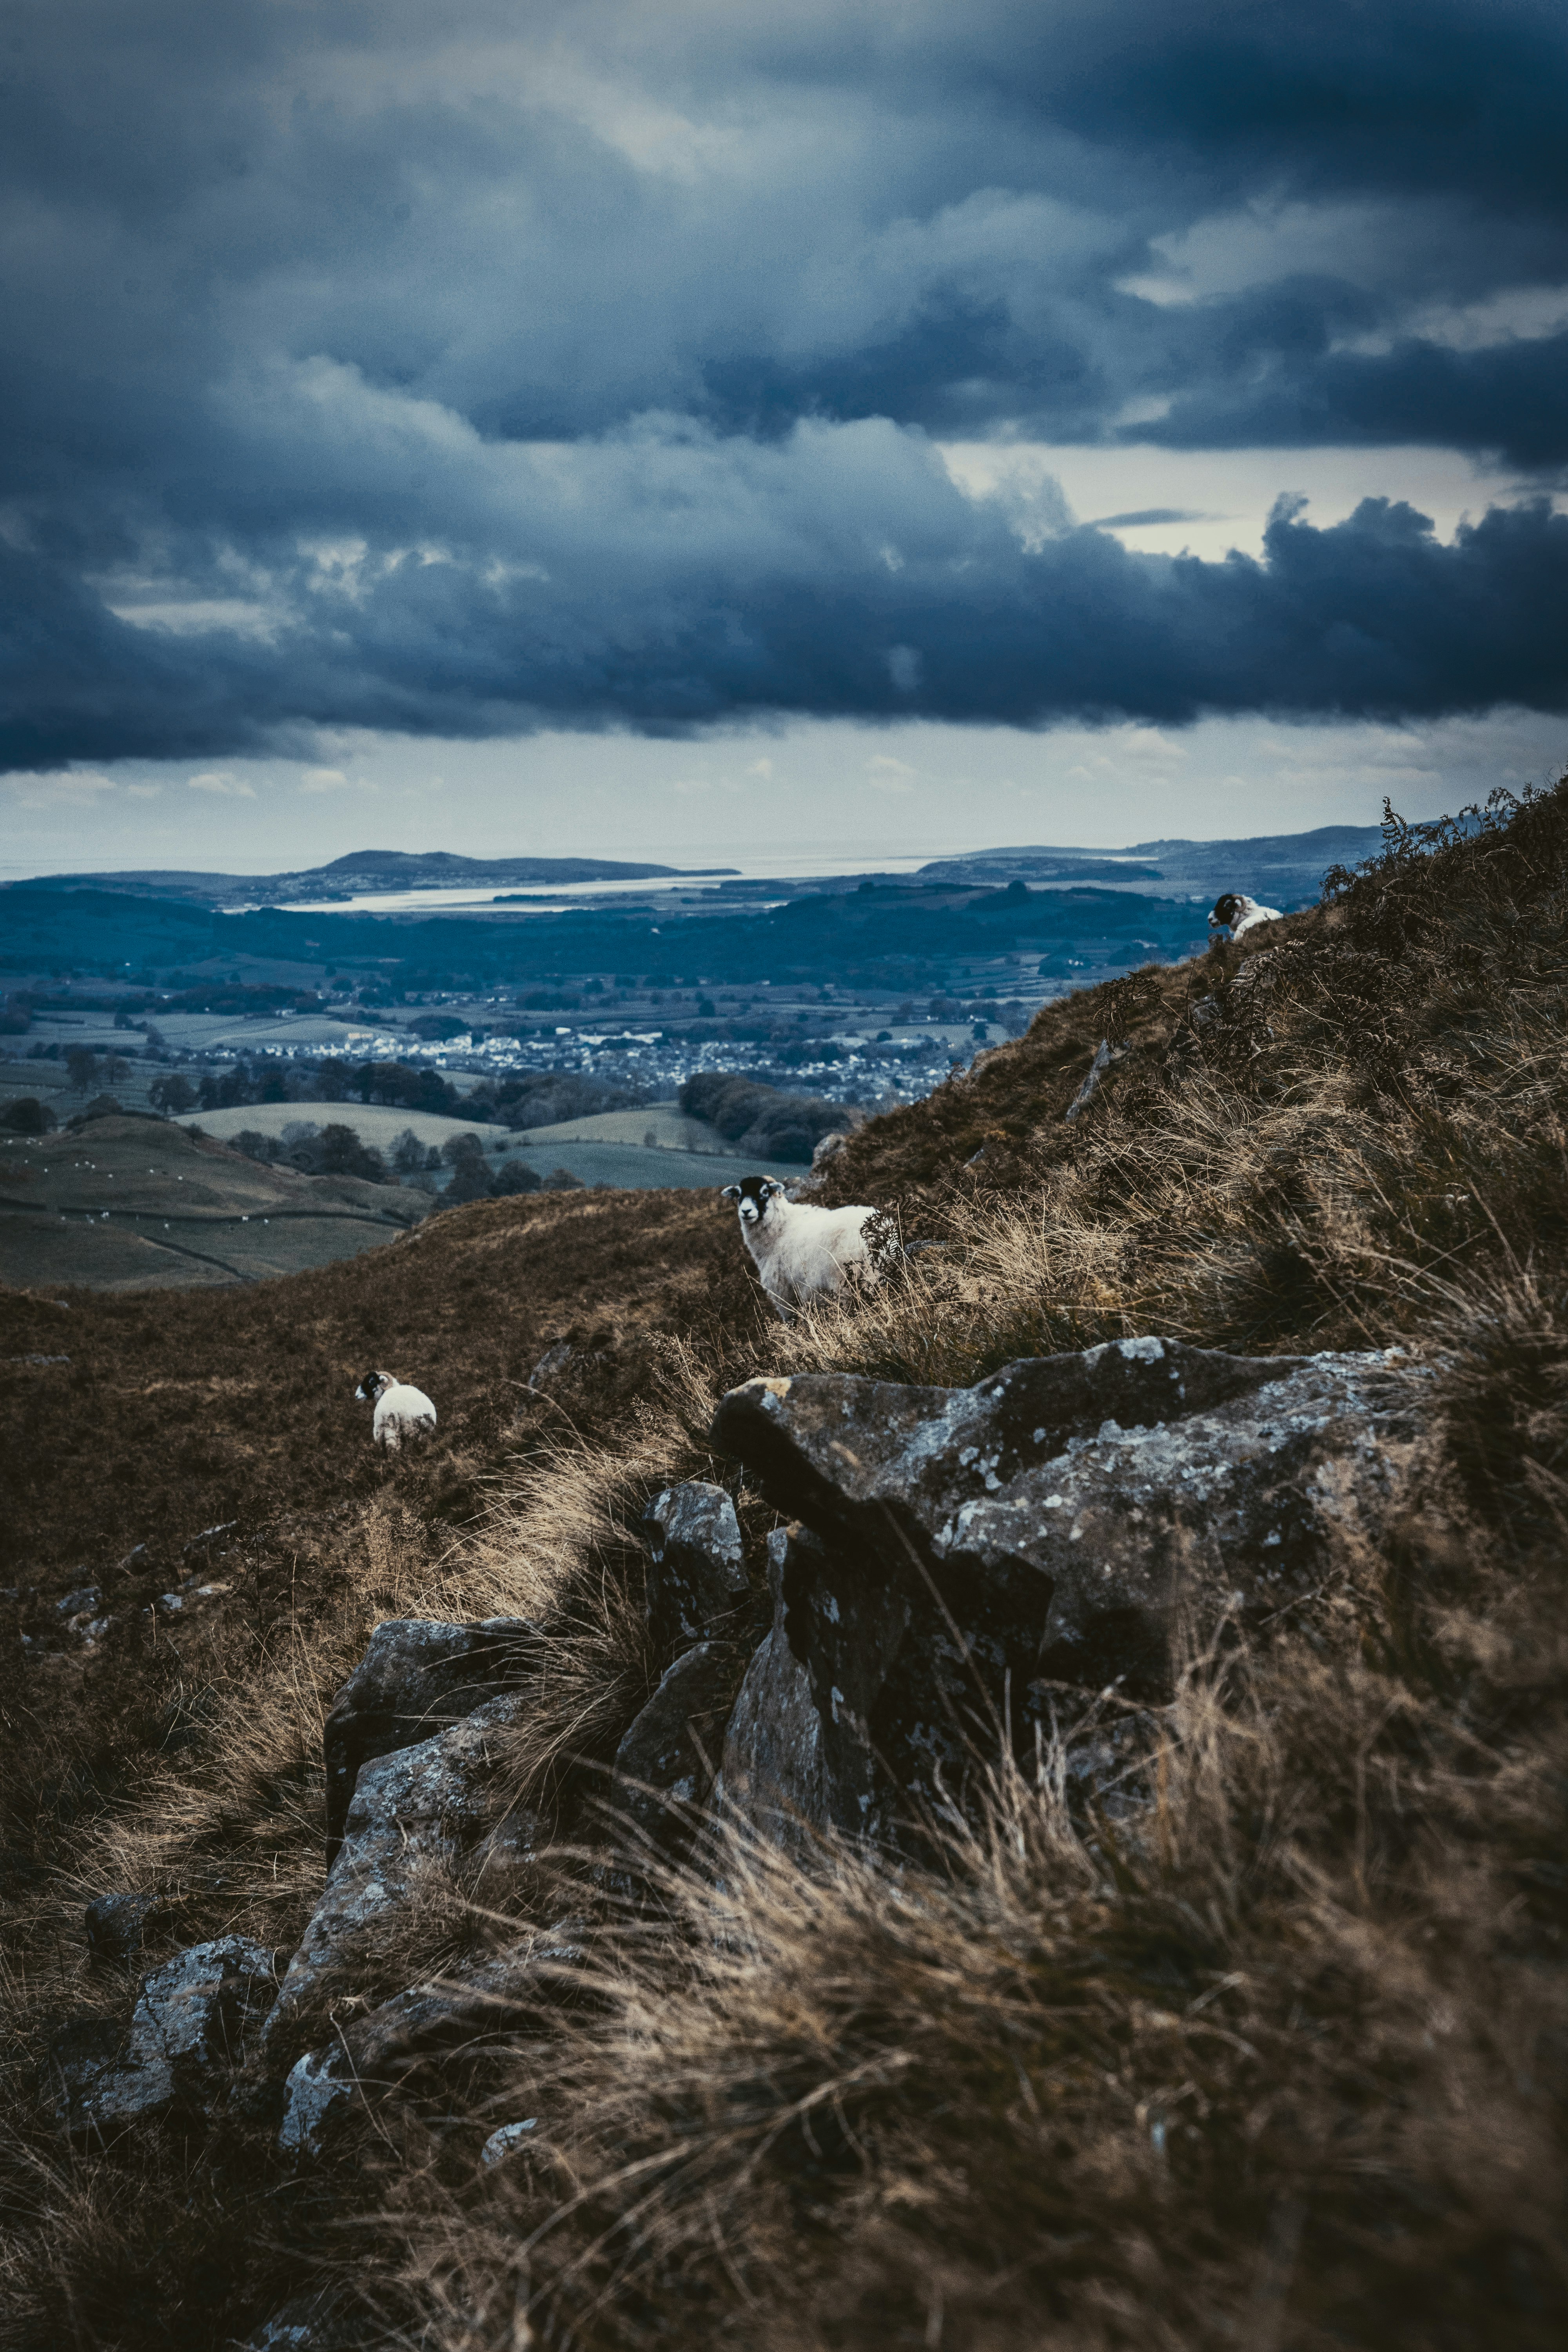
[355,1368,393,1402]
[721,1175,785,1228]
[1209,892,1247,929]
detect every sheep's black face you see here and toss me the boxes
[355,1368,388,1402]
[721,1175,783,1228]
[1209,893,1243,927]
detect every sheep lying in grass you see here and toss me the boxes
[354,1368,437,1452]
[721,1175,889,1323]
[1209,891,1283,939]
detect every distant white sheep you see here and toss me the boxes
[721,1176,887,1322]
[354,1368,437,1452]
[1209,891,1283,940]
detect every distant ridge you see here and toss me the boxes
[920,822,1386,904]
[4,825,1390,918]
[6,848,739,911]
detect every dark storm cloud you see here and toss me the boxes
[7,427,1567,766]
[1150,330,1568,470]
[2,0,1567,767]
[1020,0,1568,214]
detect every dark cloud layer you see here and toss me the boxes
[2,0,1566,768]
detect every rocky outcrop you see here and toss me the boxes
[267,1692,532,2042]
[52,1936,278,2133]
[67,1337,1415,2198]
[639,1482,751,1655]
[322,1615,534,1862]
[711,1338,1413,1841]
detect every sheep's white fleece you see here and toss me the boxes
[372,1382,437,1451]
[1224,895,1282,937]
[740,1196,882,1320]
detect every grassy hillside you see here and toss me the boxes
[1,786,1565,2351]
[0,1115,425,1293]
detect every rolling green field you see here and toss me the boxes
[184,1101,797,1192]
[0,1110,795,1290]
[0,1114,426,1292]
[477,1139,799,1190]
[187,1100,520,1155]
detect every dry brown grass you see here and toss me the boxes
[785,786,1568,1388]
[4,787,1568,2350]
[400,1345,1568,2352]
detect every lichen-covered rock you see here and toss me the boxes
[53,1936,278,2132]
[323,1615,534,1862]
[711,1339,1414,1842]
[612,1640,746,1842]
[640,1482,751,1655]
[267,1692,527,2043]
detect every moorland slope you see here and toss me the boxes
[2,786,1566,2352]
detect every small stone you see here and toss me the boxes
[278,2047,354,2159]
[184,1520,238,1553]
[278,1931,583,2156]
[480,2118,538,2166]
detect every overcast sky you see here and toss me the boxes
[4,0,1567,875]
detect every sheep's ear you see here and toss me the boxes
[720,1184,741,1202]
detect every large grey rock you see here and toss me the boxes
[639,1483,750,1656]
[278,1926,584,2156]
[712,1339,1413,1842]
[267,1692,528,2043]
[53,1936,278,2132]
[323,1615,534,1862]
[612,1640,745,1843]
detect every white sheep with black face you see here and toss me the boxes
[721,1175,887,1323]
[355,1368,437,1452]
[1209,891,1283,940]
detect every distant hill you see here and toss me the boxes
[9,848,739,911]
[920,822,1386,905]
